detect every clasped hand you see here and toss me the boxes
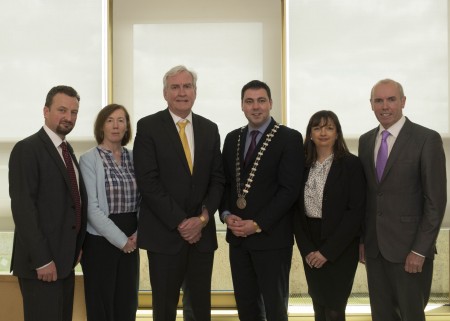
[225,214,257,237]
[305,251,327,269]
[36,261,58,282]
[178,217,204,244]
[122,232,137,253]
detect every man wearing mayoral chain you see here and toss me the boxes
[220,80,304,321]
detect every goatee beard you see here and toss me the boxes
[56,124,73,136]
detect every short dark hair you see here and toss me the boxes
[241,80,272,101]
[94,104,132,146]
[45,85,80,108]
[304,110,349,167]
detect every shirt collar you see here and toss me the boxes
[43,125,65,148]
[313,153,334,168]
[379,115,406,138]
[248,117,272,135]
[169,109,193,125]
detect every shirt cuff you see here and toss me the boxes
[36,261,53,270]
[411,251,425,258]
[221,210,231,222]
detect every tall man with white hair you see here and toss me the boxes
[134,65,225,321]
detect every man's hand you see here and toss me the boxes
[305,251,327,269]
[36,261,57,282]
[178,217,204,243]
[226,215,259,237]
[404,252,425,273]
[305,252,315,268]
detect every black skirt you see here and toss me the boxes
[303,217,359,309]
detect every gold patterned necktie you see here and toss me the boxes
[177,120,193,174]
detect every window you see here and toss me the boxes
[286,0,448,136]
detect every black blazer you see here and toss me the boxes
[9,127,87,279]
[221,118,304,250]
[294,154,366,262]
[133,109,225,254]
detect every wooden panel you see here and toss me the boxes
[0,274,86,321]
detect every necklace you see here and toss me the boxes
[235,123,280,209]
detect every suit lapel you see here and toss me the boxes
[192,113,204,176]
[365,128,378,184]
[323,159,341,195]
[38,128,72,191]
[243,119,276,171]
[161,109,192,175]
[67,142,79,170]
[240,126,249,171]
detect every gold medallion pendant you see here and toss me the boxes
[236,197,247,209]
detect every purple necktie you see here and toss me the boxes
[61,142,81,233]
[376,130,390,181]
[244,130,259,166]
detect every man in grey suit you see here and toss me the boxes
[358,79,447,321]
[9,85,87,321]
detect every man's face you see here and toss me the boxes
[371,82,406,129]
[44,93,79,139]
[241,88,272,128]
[163,71,196,118]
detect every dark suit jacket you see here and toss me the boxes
[358,117,447,262]
[221,118,304,250]
[133,109,225,254]
[9,127,87,279]
[294,154,366,262]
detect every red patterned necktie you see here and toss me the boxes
[60,142,81,233]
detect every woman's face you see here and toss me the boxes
[310,118,338,150]
[102,108,127,145]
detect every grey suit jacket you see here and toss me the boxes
[9,127,87,278]
[358,118,446,262]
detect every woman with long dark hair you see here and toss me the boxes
[294,110,365,321]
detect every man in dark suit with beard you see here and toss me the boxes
[220,80,304,321]
[9,85,87,321]
[133,65,225,321]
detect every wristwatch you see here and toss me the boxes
[198,214,207,226]
[253,221,262,233]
